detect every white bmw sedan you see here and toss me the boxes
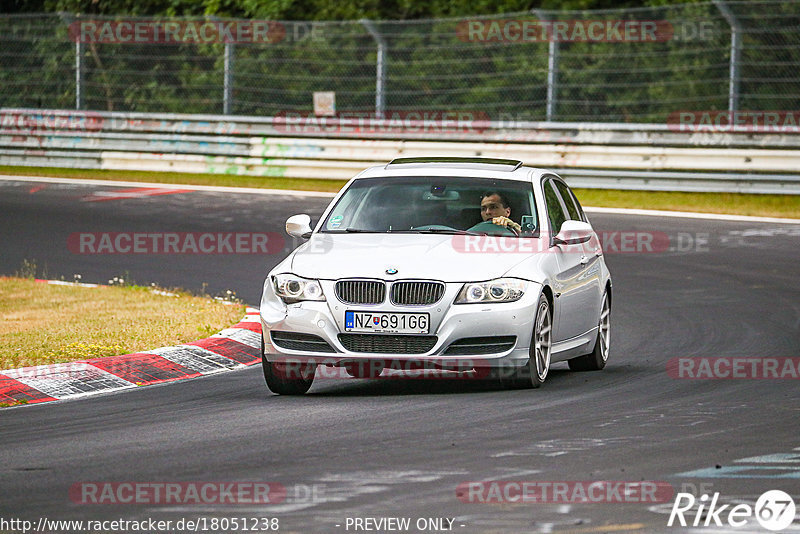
[260,157,612,394]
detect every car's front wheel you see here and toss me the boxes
[568,291,610,371]
[262,334,316,395]
[504,293,551,389]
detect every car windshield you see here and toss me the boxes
[320,176,538,237]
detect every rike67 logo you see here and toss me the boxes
[668,490,796,531]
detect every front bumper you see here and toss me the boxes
[260,280,541,369]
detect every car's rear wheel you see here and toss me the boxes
[568,291,610,371]
[344,361,385,378]
[261,334,315,395]
[504,293,551,389]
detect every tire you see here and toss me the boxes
[568,291,610,372]
[504,293,552,389]
[261,334,315,395]
[344,361,385,378]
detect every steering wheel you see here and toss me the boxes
[466,221,518,236]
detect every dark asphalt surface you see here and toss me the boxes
[0,180,332,304]
[0,178,799,533]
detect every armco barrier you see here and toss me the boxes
[2,109,800,194]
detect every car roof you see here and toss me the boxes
[355,157,552,183]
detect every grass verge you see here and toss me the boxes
[573,189,800,219]
[0,276,246,370]
[1,165,798,218]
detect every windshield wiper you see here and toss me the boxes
[344,227,488,236]
[412,228,485,236]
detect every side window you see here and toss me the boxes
[543,180,567,234]
[567,187,587,222]
[554,180,581,221]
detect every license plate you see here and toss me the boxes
[345,311,429,334]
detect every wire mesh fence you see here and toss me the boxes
[1,1,798,123]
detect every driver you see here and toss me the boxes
[480,191,521,233]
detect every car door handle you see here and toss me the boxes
[595,248,603,257]
[580,254,589,265]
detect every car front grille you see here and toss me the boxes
[390,281,445,306]
[338,334,437,354]
[271,331,336,353]
[442,336,517,355]
[335,280,386,305]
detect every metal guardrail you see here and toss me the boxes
[1,109,800,194]
[5,108,800,147]
[560,169,800,195]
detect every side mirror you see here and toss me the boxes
[554,220,593,245]
[286,214,313,239]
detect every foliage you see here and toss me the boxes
[0,2,798,122]
[7,0,704,19]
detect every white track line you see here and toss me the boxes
[0,174,337,198]
[4,174,799,223]
[584,206,800,224]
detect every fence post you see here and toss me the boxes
[75,17,83,110]
[361,19,386,119]
[533,10,558,121]
[223,41,234,115]
[714,0,741,113]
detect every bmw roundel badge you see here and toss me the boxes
[386,268,398,275]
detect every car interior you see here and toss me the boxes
[358,186,533,232]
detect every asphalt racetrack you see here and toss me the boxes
[0,178,798,533]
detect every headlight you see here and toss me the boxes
[455,278,527,304]
[273,274,325,304]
